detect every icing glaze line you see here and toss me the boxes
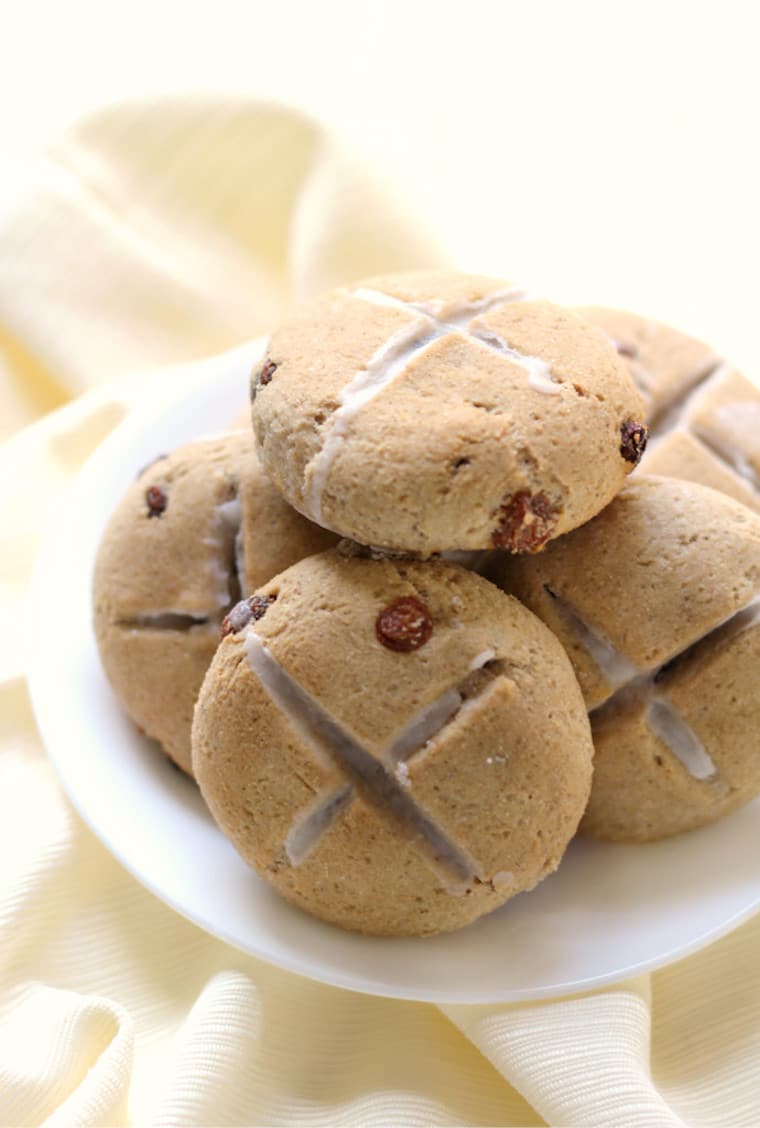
[646,698,717,781]
[588,594,760,780]
[303,284,542,523]
[203,493,245,608]
[385,649,501,767]
[351,285,532,327]
[691,421,760,494]
[284,783,354,866]
[544,587,640,691]
[246,631,490,888]
[304,319,439,524]
[648,360,731,437]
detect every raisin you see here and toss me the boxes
[220,594,277,638]
[491,491,557,553]
[376,596,433,652]
[146,485,168,518]
[620,420,649,466]
[251,358,278,403]
[259,359,277,386]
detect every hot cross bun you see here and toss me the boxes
[250,271,647,555]
[192,549,594,935]
[577,305,760,515]
[644,365,760,515]
[93,432,337,775]
[575,305,719,427]
[491,477,760,840]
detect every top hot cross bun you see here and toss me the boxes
[251,271,647,554]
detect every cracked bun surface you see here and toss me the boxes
[491,477,760,841]
[191,548,594,936]
[92,432,338,774]
[250,271,647,554]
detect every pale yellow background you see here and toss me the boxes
[2,0,759,368]
[2,4,760,1125]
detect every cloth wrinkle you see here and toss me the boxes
[0,94,758,1127]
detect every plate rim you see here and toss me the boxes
[26,342,760,1003]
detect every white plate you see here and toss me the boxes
[27,341,760,1004]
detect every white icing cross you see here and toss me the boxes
[304,284,556,525]
[203,495,246,609]
[690,397,760,493]
[649,359,729,436]
[246,631,501,889]
[566,591,760,781]
[646,698,717,781]
[547,589,639,692]
[124,493,247,633]
[603,321,720,431]
[636,354,760,497]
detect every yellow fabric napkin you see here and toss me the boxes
[1,96,759,1127]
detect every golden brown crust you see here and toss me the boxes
[252,274,645,553]
[576,306,760,516]
[645,430,760,514]
[93,432,337,773]
[192,550,593,936]
[492,477,760,841]
[584,621,760,840]
[574,305,719,426]
[492,477,760,708]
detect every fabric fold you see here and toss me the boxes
[443,980,686,1128]
[0,983,133,1127]
[0,96,442,436]
[0,94,758,1127]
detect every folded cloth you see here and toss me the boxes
[1,96,758,1128]
[0,95,443,441]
